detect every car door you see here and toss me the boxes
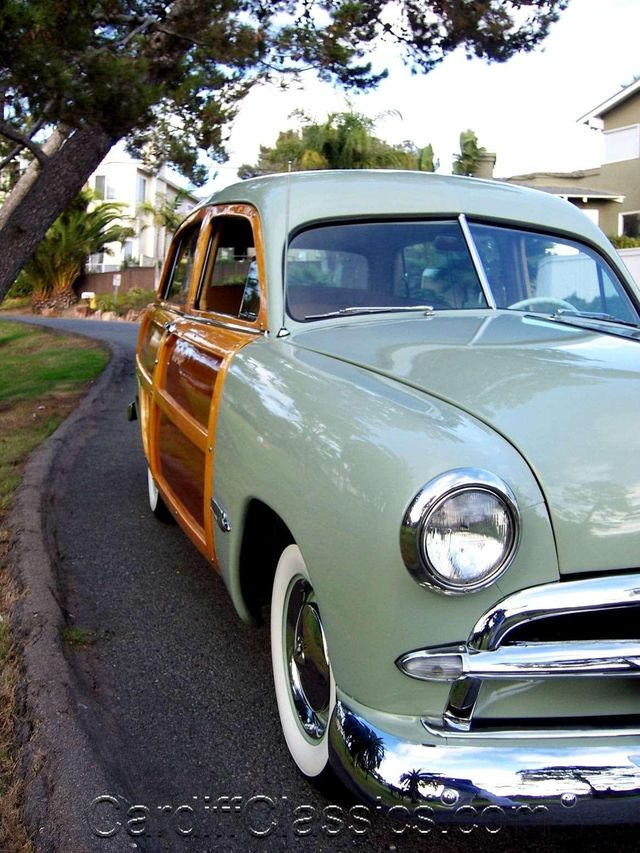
[139,204,266,565]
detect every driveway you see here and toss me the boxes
[5,316,637,853]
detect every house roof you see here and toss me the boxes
[578,77,640,125]
[502,173,625,204]
[527,186,624,203]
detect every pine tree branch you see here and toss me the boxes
[0,143,24,172]
[152,24,207,47]
[0,121,47,165]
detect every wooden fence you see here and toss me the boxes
[78,266,156,295]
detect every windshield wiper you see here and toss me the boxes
[305,305,435,320]
[545,311,640,340]
[552,309,640,330]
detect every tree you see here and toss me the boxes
[238,110,436,176]
[452,129,486,177]
[22,192,132,311]
[0,0,568,302]
[138,188,193,267]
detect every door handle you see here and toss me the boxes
[163,320,178,334]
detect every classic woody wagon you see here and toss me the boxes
[134,170,640,824]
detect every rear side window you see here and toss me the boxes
[197,217,259,320]
[163,225,201,306]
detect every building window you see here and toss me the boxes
[604,125,640,164]
[136,174,147,204]
[94,175,117,200]
[621,211,640,238]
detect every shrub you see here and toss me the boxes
[94,287,155,316]
[609,234,640,249]
[7,270,34,297]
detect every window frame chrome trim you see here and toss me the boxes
[159,305,266,336]
[458,213,496,308]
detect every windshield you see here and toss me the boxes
[469,223,639,325]
[286,219,638,325]
[286,221,487,321]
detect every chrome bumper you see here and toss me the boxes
[328,700,640,825]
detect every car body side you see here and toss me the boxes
[135,171,640,820]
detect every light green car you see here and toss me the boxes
[136,170,640,826]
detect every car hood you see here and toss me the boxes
[292,311,640,576]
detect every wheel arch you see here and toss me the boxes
[237,498,294,622]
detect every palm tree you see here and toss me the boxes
[452,129,486,177]
[26,191,131,311]
[400,768,433,801]
[138,188,192,270]
[342,715,386,777]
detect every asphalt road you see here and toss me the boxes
[7,316,640,853]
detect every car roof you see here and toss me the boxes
[198,170,608,248]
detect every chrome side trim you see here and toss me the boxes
[328,700,640,824]
[398,640,640,681]
[459,214,496,308]
[210,498,231,533]
[469,573,640,652]
[421,718,640,739]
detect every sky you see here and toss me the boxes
[209,0,640,189]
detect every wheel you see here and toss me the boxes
[270,544,336,778]
[508,295,578,313]
[147,467,174,523]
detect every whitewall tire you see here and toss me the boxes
[271,544,336,778]
[147,467,173,523]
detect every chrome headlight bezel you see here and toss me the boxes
[400,469,520,595]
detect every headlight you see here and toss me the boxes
[400,469,519,594]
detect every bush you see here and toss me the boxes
[7,270,34,297]
[609,234,640,249]
[94,287,155,316]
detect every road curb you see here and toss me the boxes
[7,333,135,853]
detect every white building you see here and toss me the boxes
[86,141,201,275]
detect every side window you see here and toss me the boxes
[197,217,259,320]
[163,226,201,306]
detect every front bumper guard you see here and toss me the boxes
[329,574,640,825]
[399,573,640,734]
[328,700,640,825]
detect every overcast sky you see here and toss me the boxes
[212,0,639,187]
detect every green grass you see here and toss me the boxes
[0,320,107,850]
[61,626,94,647]
[0,322,108,403]
[0,322,108,515]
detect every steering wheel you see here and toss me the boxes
[507,295,579,313]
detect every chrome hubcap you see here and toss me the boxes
[285,577,331,740]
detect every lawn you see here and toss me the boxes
[0,320,108,853]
